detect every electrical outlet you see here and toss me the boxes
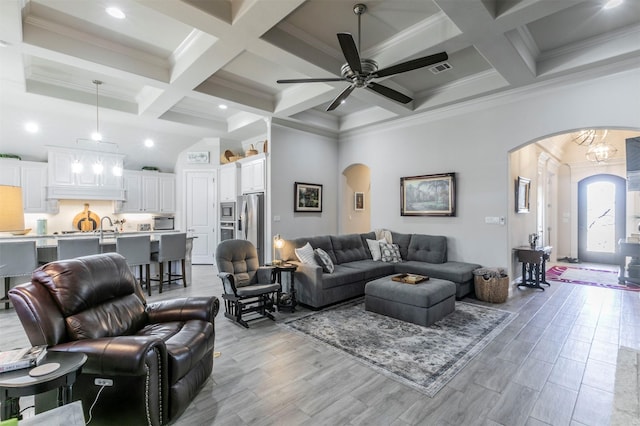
[94,378,113,387]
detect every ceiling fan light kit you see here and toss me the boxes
[277,3,448,111]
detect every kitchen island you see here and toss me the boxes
[0,231,194,286]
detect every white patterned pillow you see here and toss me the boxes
[366,238,387,261]
[314,248,335,273]
[295,242,318,266]
[380,242,402,263]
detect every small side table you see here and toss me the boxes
[271,264,297,312]
[0,351,87,420]
[516,246,552,291]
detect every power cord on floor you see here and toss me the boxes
[86,385,106,425]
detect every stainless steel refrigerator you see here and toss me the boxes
[238,192,265,264]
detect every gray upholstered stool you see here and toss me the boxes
[365,275,456,326]
[117,235,151,295]
[150,233,187,293]
[57,237,100,260]
[0,241,37,309]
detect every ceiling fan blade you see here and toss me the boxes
[326,85,356,111]
[337,33,362,74]
[277,78,347,84]
[374,52,448,78]
[367,82,412,104]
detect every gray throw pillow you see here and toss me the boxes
[380,242,402,263]
[314,248,335,273]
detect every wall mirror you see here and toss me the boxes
[516,176,531,213]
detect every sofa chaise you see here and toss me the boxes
[280,231,481,309]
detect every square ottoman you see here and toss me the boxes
[365,275,456,326]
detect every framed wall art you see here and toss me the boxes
[400,172,456,216]
[294,182,323,212]
[516,176,531,213]
[354,192,364,211]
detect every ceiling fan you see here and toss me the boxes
[277,3,448,111]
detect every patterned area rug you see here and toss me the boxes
[546,265,640,292]
[280,299,516,397]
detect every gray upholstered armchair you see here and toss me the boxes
[215,239,280,328]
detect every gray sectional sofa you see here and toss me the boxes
[280,231,481,309]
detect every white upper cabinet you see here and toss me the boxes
[159,175,176,213]
[0,159,58,213]
[239,154,266,194]
[47,147,125,200]
[219,163,239,201]
[115,170,175,214]
[21,162,59,213]
[0,158,21,186]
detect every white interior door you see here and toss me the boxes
[185,170,216,264]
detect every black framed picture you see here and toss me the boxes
[354,192,364,211]
[400,172,456,216]
[294,182,323,212]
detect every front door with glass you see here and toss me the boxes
[577,174,626,264]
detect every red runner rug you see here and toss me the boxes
[546,265,640,292]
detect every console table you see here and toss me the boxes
[516,246,552,291]
[618,238,640,285]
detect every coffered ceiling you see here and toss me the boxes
[1,0,638,170]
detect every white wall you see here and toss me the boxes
[338,68,640,272]
[270,124,339,239]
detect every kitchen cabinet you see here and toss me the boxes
[0,158,21,186]
[115,171,175,213]
[47,147,125,200]
[219,163,239,201]
[239,154,266,194]
[0,159,58,213]
[21,162,59,213]
[159,175,176,213]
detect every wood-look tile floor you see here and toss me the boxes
[1,263,638,425]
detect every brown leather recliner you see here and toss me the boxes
[8,252,219,425]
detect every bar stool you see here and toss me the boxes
[150,233,187,293]
[0,241,38,309]
[57,237,100,260]
[116,235,152,296]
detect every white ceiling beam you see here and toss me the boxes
[434,0,537,86]
[22,20,170,82]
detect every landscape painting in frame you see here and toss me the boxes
[294,182,323,212]
[401,173,456,216]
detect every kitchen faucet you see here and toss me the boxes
[100,216,114,240]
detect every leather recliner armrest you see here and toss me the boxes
[146,296,219,324]
[51,335,166,376]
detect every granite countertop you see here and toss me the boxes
[0,230,191,247]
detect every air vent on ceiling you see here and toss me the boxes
[429,62,452,74]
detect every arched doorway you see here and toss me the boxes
[577,174,626,264]
[342,164,370,234]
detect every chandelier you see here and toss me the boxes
[585,142,617,163]
[571,129,608,146]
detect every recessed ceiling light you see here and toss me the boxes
[106,7,126,19]
[24,122,39,133]
[603,0,623,9]
[0,40,9,48]
[218,104,228,110]
[144,138,154,148]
